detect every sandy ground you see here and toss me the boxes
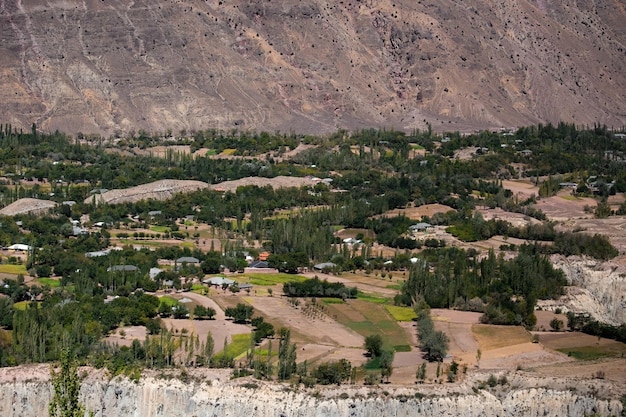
[373,204,456,220]
[501,179,539,198]
[534,194,597,221]
[477,207,542,227]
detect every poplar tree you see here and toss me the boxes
[49,349,91,417]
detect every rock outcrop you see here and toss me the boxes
[0,366,622,417]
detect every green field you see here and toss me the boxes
[356,291,389,304]
[214,333,253,360]
[328,300,410,350]
[385,305,417,322]
[158,296,179,307]
[36,278,61,288]
[556,344,626,360]
[240,273,307,286]
[149,225,170,233]
[321,297,345,305]
[0,264,27,275]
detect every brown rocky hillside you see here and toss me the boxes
[1,0,625,136]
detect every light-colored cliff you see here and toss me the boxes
[0,366,622,417]
[546,255,626,325]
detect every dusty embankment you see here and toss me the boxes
[0,365,622,417]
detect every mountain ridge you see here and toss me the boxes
[1,0,625,136]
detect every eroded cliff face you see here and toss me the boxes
[548,256,626,325]
[1,0,625,136]
[0,366,622,417]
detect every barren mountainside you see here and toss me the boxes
[1,0,625,136]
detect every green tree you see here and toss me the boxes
[224,303,254,323]
[379,349,394,382]
[364,334,383,358]
[550,318,564,332]
[49,349,90,417]
[277,328,297,381]
[416,362,427,382]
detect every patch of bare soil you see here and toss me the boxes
[334,228,375,240]
[533,195,597,221]
[534,310,568,332]
[502,179,539,198]
[534,358,626,384]
[373,204,456,220]
[241,295,364,348]
[432,310,482,366]
[105,326,147,348]
[478,344,570,371]
[453,147,480,160]
[133,145,192,158]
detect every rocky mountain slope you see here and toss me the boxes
[0,366,623,417]
[1,0,625,136]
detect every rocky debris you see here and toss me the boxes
[84,180,209,205]
[0,198,57,216]
[208,176,318,193]
[83,176,320,205]
[0,366,622,417]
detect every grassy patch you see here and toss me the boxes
[331,225,344,231]
[251,348,277,357]
[321,297,345,305]
[149,225,170,233]
[410,143,425,150]
[386,284,402,290]
[205,149,217,156]
[557,347,610,361]
[363,356,382,369]
[13,301,30,311]
[222,333,253,359]
[159,296,179,307]
[36,278,61,288]
[241,273,307,286]
[0,264,28,275]
[191,283,205,292]
[356,291,389,304]
[385,305,417,322]
[221,148,237,156]
[393,344,412,352]
[472,324,532,350]
[556,343,626,360]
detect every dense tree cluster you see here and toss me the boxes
[399,246,567,327]
[415,304,449,362]
[282,276,358,299]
